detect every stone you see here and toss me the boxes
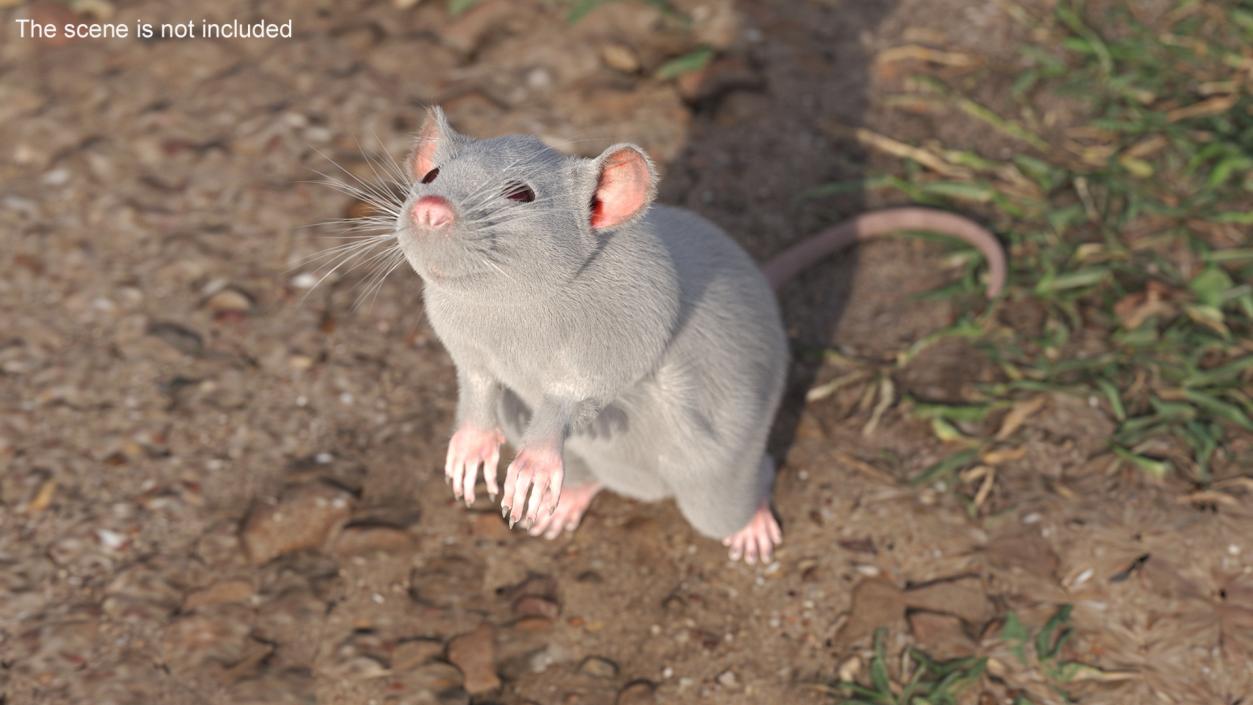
[410,554,486,609]
[616,679,657,705]
[984,531,1059,579]
[904,576,994,625]
[146,321,204,356]
[161,607,254,671]
[447,624,500,694]
[907,611,976,659]
[386,662,466,704]
[392,638,444,670]
[512,595,560,619]
[578,656,618,678]
[511,616,553,631]
[834,578,906,646]
[601,43,640,73]
[183,579,255,611]
[469,510,511,539]
[442,0,515,54]
[240,483,354,565]
[331,525,414,557]
[204,286,254,314]
[675,56,761,104]
[331,655,390,680]
[229,668,318,705]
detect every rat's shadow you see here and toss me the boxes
[658,0,899,465]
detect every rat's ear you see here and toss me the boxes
[588,144,657,231]
[407,106,460,182]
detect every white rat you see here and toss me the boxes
[394,108,1006,563]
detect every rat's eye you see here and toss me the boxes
[421,168,439,184]
[504,182,535,203]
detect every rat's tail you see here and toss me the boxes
[761,207,1007,298]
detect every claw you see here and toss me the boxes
[444,425,504,509]
[724,501,782,565]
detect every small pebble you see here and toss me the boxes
[601,43,640,73]
[290,272,319,289]
[578,656,619,678]
[615,679,657,705]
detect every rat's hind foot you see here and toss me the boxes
[528,482,602,539]
[722,501,782,565]
[445,425,505,506]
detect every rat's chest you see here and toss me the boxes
[427,298,576,391]
[425,287,672,406]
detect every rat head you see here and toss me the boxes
[395,107,657,302]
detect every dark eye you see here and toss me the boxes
[421,167,439,184]
[504,182,535,203]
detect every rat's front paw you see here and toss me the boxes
[501,445,564,529]
[445,425,505,506]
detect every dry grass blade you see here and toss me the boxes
[806,370,869,402]
[829,449,897,484]
[1166,95,1237,123]
[822,121,974,179]
[996,396,1048,440]
[981,446,1027,465]
[862,376,896,437]
[877,45,980,68]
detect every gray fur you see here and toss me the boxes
[395,108,786,538]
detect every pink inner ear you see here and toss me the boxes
[411,119,440,181]
[591,149,651,230]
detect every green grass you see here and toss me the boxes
[821,628,987,705]
[819,606,1127,704]
[814,0,1253,484]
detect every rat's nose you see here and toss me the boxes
[411,196,455,230]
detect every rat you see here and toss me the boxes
[393,107,1007,564]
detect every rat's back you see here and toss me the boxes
[562,204,788,538]
[644,204,789,444]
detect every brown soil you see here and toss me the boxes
[1,1,1249,704]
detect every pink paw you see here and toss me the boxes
[445,425,504,506]
[501,445,564,529]
[722,502,782,565]
[528,483,602,539]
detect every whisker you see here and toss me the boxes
[291,242,391,275]
[354,248,409,311]
[309,144,405,216]
[300,218,397,233]
[477,255,516,285]
[310,172,403,218]
[369,127,414,193]
[349,245,401,306]
[297,237,397,301]
[356,135,411,211]
[296,234,395,263]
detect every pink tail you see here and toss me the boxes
[762,207,1007,298]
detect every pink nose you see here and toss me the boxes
[411,196,454,229]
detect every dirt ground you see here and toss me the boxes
[1,1,1250,703]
